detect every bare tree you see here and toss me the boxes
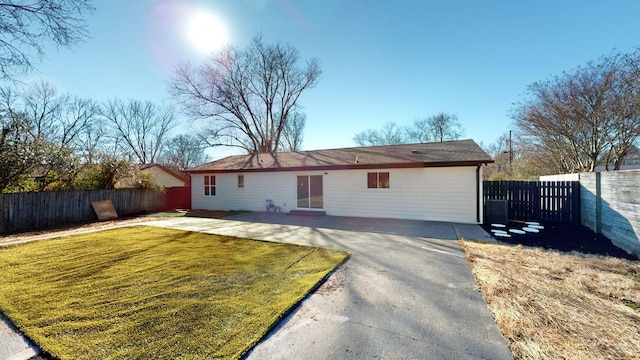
[353,113,464,146]
[23,81,102,189]
[161,134,209,170]
[406,113,464,143]
[0,85,37,191]
[353,121,406,146]
[169,34,321,153]
[481,132,511,180]
[21,80,67,146]
[0,80,99,191]
[404,118,432,143]
[280,111,305,151]
[0,112,34,191]
[22,81,97,151]
[0,1,94,79]
[604,50,640,170]
[513,51,625,173]
[74,114,105,164]
[101,99,177,164]
[428,112,464,142]
[480,131,551,180]
[61,96,100,153]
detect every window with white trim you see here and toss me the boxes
[204,175,216,196]
[367,172,390,189]
[238,175,244,188]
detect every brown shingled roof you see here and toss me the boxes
[187,139,493,173]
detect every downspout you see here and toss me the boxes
[476,165,481,223]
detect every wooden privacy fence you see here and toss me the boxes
[484,181,581,224]
[0,189,165,234]
[165,187,191,210]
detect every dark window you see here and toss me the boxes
[238,175,244,188]
[367,172,390,189]
[297,176,309,208]
[379,172,390,188]
[367,173,377,189]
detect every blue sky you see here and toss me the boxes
[30,0,640,159]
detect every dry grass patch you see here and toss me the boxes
[0,226,348,359]
[461,240,640,360]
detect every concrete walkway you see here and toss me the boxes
[0,313,38,360]
[0,213,510,359]
[147,213,511,359]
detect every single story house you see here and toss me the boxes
[139,164,190,188]
[186,139,493,224]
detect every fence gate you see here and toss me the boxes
[165,187,191,210]
[483,181,580,224]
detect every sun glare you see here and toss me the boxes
[187,11,228,54]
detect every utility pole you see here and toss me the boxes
[509,130,513,173]
[501,131,514,175]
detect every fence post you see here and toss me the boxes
[534,181,541,221]
[595,172,602,233]
[0,194,5,233]
[572,181,581,224]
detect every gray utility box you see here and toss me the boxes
[485,199,508,225]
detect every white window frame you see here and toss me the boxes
[297,175,323,209]
[204,175,216,196]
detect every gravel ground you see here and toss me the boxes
[483,221,637,260]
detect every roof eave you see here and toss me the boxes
[186,160,493,174]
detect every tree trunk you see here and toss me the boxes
[614,153,625,170]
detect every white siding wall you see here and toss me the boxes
[191,172,303,213]
[325,167,479,223]
[191,166,481,223]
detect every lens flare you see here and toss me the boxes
[187,11,228,54]
[147,2,229,75]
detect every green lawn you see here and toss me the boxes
[0,226,348,359]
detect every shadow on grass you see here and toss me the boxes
[0,226,347,360]
[185,210,248,219]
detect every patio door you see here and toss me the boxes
[297,175,323,209]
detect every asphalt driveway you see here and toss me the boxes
[147,213,512,359]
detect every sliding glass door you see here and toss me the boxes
[297,175,323,209]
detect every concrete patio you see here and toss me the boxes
[146,213,511,359]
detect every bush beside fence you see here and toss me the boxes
[0,189,166,234]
